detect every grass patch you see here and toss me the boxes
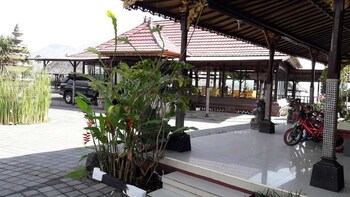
[67,167,87,180]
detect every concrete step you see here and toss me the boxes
[148,188,185,197]
[162,171,247,197]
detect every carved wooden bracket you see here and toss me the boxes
[263,30,281,49]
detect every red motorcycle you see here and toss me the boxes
[284,107,344,152]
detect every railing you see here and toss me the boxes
[287,95,319,104]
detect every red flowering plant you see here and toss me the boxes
[76,11,197,189]
[76,59,195,187]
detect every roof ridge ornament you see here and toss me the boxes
[187,0,207,29]
[325,0,350,10]
[122,0,140,8]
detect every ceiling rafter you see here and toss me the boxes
[207,0,329,54]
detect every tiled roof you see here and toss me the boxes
[154,20,286,57]
[94,19,287,59]
[68,51,101,58]
[96,21,181,57]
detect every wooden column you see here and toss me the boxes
[206,67,210,117]
[195,70,199,88]
[221,70,226,97]
[310,0,344,191]
[273,66,279,101]
[256,65,260,99]
[69,61,80,105]
[259,31,277,133]
[292,81,296,99]
[309,49,318,104]
[176,1,188,128]
[82,61,86,74]
[213,69,217,88]
[263,31,278,121]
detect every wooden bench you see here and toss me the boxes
[189,96,281,116]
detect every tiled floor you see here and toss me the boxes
[164,123,350,197]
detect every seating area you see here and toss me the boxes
[190,95,281,116]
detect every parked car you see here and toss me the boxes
[59,75,98,104]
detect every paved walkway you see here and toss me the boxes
[0,96,119,197]
[0,93,280,196]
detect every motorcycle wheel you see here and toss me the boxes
[284,128,303,146]
[335,134,344,152]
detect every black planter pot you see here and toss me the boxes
[85,152,100,172]
[166,132,191,152]
[102,174,127,192]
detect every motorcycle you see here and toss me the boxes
[284,106,344,152]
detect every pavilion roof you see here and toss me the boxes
[92,19,300,69]
[153,20,287,58]
[95,19,181,57]
[127,0,350,64]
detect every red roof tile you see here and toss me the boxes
[96,21,181,57]
[154,20,286,57]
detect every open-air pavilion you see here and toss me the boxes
[124,0,350,194]
[32,18,320,117]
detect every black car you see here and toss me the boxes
[59,75,98,104]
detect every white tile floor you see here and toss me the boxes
[164,123,350,197]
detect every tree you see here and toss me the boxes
[0,36,12,71]
[319,65,350,118]
[237,70,250,97]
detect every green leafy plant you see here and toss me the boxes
[319,65,350,118]
[76,10,197,190]
[67,167,87,180]
[0,69,51,124]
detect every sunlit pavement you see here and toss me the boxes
[164,123,350,197]
[3,93,346,196]
[0,95,118,197]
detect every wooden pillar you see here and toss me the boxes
[206,67,210,117]
[69,61,79,105]
[292,81,297,99]
[82,61,86,74]
[317,81,320,102]
[195,70,199,88]
[221,71,225,97]
[284,75,288,98]
[263,31,278,121]
[232,75,235,97]
[176,1,188,128]
[310,0,344,191]
[273,66,279,102]
[256,65,260,99]
[213,69,217,88]
[259,31,277,133]
[309,49,318,104]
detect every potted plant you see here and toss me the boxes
[76,10,197,192]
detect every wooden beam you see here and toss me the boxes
[207,0,328,53]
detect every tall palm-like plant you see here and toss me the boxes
[0,36,12,72]
[76,11,197,190]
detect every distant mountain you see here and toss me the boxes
[31,44,82,57]
[30,43,100,72]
